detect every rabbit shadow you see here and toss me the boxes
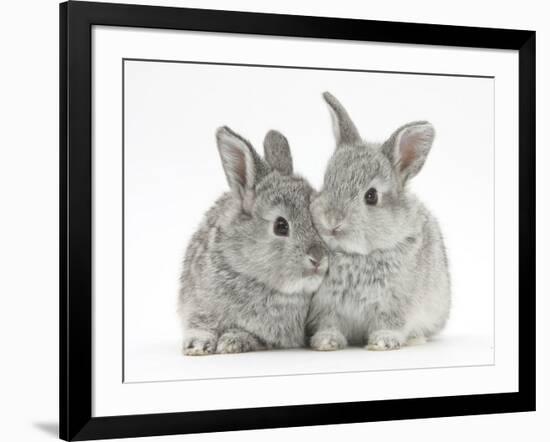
[33,421,58,438]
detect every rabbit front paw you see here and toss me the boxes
[310,330,347,351]
[182,333,217,356]
[367,330,404,351]
[216,330,263,354]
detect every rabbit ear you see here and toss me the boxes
[216,126,267,212]
[381,121,435,183]
[323,92,361,148]
[263,130,293,175]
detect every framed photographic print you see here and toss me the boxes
[60,1,536,440]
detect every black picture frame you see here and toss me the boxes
[60,1,536,440]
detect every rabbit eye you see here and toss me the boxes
[364,188,378,205]
[273,217,289,236]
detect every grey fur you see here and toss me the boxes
[264,130,293,175]
[323,92,361,146]
[179,127,328,355]
[307,93,451,351]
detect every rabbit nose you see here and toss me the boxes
[309,257,319,268]
[330,224,342,236]
[307,244,326,268]
[323,210,345,235]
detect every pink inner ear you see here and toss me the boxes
[226,145,247,188]
[233,148,247,187]
[399,129,422,171]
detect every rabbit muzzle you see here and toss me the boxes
[304,243,328,276]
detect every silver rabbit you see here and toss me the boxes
[307,92,451,351]
[179,126,328,355]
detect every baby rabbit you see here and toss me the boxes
[307,92,451,351]
[179,126,328,355]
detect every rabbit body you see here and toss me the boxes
[307,93,451,351]
[179,128,328,355]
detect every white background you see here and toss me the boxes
[0,0,547,441]
[123,59,495,383]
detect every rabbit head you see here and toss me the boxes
[216,126,328,294]
[311,92,435,255]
